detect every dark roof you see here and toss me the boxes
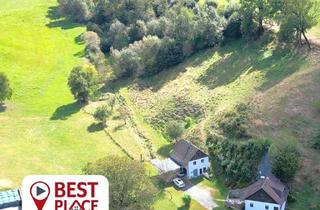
[229,176,289,205]
[170,140,208,167]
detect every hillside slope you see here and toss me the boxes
[120,34,320,209]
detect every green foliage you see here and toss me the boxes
[223,1,242,38]
[216,103,250,138]
[107,20,130,50]
[270,140,301,182]
[0,72,12,103]
[81,31,105,68]
[182,194,191,208]
[184,117,193,129]
[166,121,185,140]
[208,137,271,185]
[93,105,111,126]
[58,0,95,22]
[312,130,320,150]
[277,0,320,48]
[67,64,97,103]
[239,0,273,39]
[83,156,157,210]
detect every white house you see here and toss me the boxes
[226,176,289,210]
[170,140,210,179]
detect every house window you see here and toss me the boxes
[250,203,254,207]
[274,207,279,210]
[201,159,204,163]
[193,161,196,165]
[265,205,269,209]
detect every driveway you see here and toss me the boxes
[185,184,218,210]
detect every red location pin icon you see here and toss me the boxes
[30,181,50,210]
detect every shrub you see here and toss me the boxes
[0,72,12,104]
[166,121,185,140]
[129,20,148,42]
[182,194,191,208]
[93,105,111,126]
[107,20,130,50]
[216,103,250,138]
[270,140,300,182]
[312,131,320,150]
[208,138,270,185]
[58,0,94,22]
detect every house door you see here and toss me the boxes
[193,169,198,177]
[200,168,203,175]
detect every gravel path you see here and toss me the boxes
[185,184,218,210]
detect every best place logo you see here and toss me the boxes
[22,175,109,210]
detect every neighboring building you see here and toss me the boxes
[0,189,21,210]
[226,176,289,210]
[171,140,210,179]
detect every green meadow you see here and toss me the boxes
[0,0,125,188]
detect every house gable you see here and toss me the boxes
[246,189,277,204]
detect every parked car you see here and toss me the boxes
[173,178,185,188]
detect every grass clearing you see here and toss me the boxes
[0,0,126,189]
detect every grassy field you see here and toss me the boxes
[0,0,127,189]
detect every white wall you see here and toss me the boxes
[281,202,286,210]
[245,200,281,210]
[187,157,209,179]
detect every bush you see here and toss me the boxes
[270,140,300,182]
[312,131,320,150]
[0,72,12,104]
[107,20,130,50]
[166,121,185,140]
[223,2,242,38]
[58,0,94,22]
[111,36,163,77]
[208,138,270,185]
[182,194,191,208]
[216,103,250,138]
[129,20,147,42]
[93,105,111,126]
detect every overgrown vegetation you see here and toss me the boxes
[208,137,270,185]
[270,140,301,182]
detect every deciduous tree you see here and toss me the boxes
[83,156,157,210]
[68,64,97,103]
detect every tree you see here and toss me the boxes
[68,64,97,103]
[83,156,157,210]
[93,105,111,126]
[166,121,185,140]
[240,0,273,38]
[58,0,95,22]
[0,72,12,104]
[107,20,130,50]
[270,140,300,182]
[129,20,147,42]
[278,0,320,49]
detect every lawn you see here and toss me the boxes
[0,0,125,189]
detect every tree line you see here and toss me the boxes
[60,0,319,82]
